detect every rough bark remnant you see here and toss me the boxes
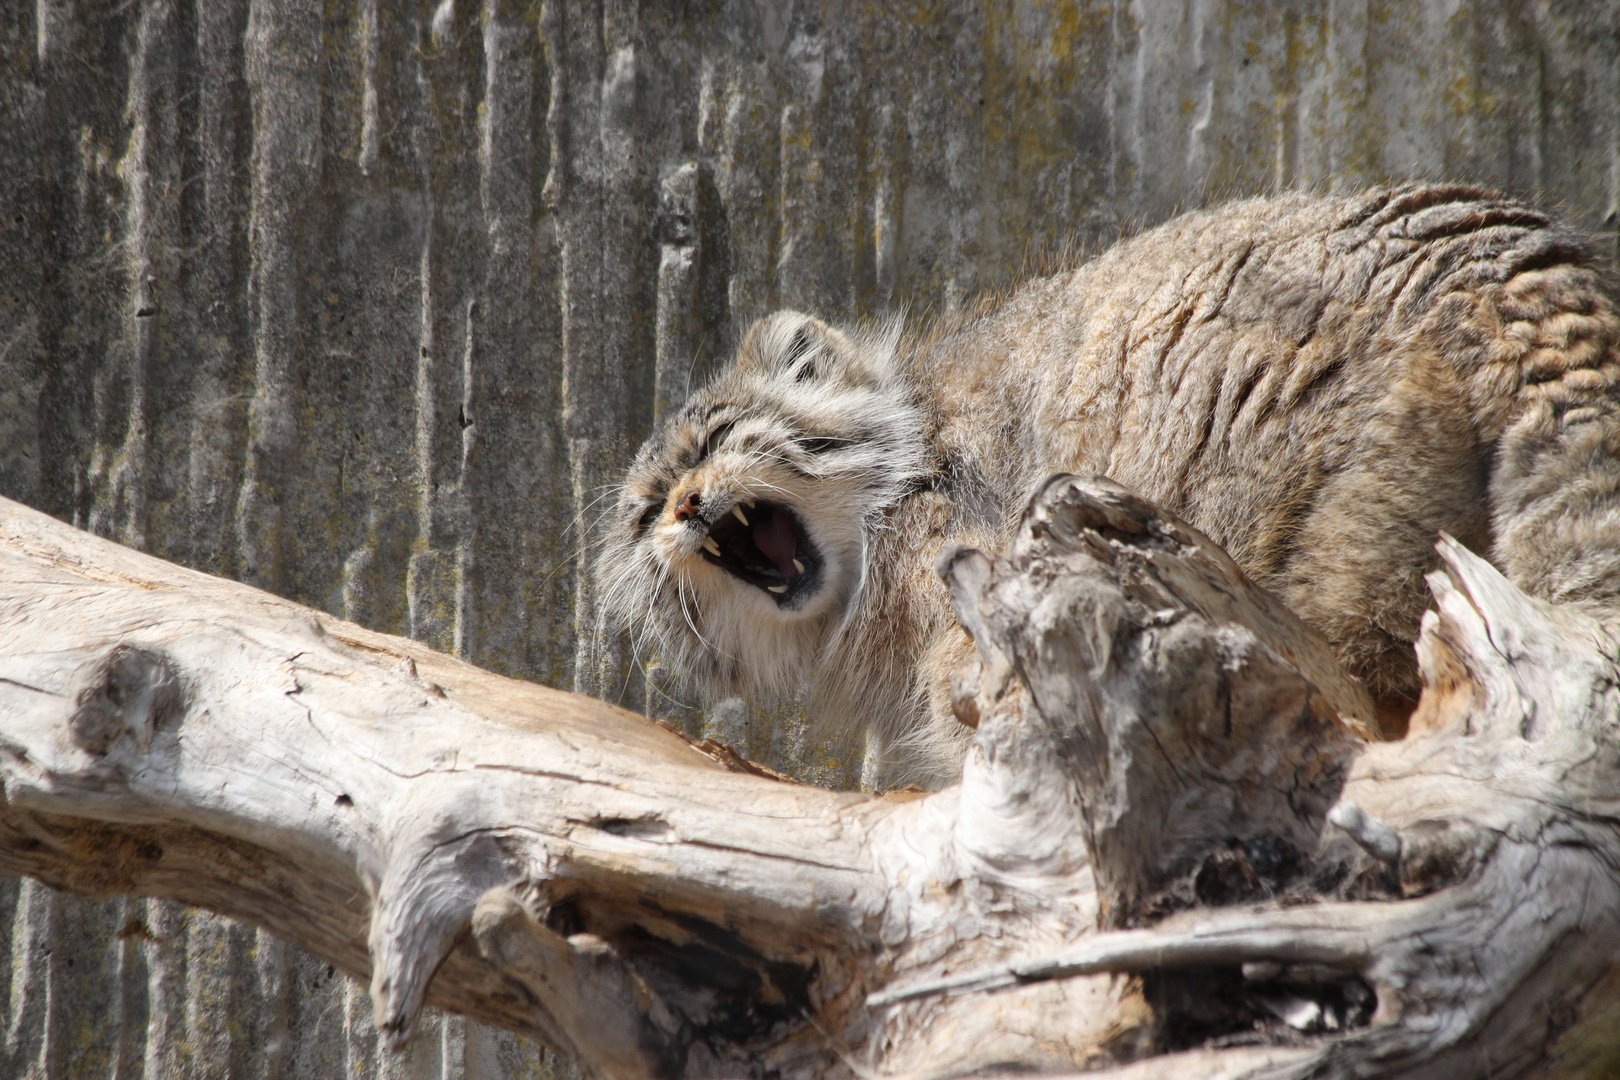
[1,480,1618,1078]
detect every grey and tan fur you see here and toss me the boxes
[598,185,1620,787]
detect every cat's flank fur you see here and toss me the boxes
[597,184,1620,787]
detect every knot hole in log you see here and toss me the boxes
[69,645,184,755]
[473,886,689,1080]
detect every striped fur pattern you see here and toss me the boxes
[599,185,1620,786]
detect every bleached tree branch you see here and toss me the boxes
[1,479,1616,1079]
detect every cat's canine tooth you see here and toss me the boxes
[742,498,756,509]
[702,537,721,557]
[732,505,750,526]
[793,559,805,573]
[768,585,787,594]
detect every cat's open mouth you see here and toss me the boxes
[699,499,821,606]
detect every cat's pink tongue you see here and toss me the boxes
[753,512,799,580]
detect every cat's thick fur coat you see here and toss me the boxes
[599,185,1620,786]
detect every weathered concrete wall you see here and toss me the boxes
[0,0,1617,1075]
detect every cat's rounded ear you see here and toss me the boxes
[736,311,844,381]
[736,311,896,387]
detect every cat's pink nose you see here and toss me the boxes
[673,490,702,522]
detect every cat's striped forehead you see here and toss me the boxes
[630,382,847,489]
[612,311,923,538]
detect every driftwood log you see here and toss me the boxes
[1,476,1618,1079]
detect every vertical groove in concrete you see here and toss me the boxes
[560,0,612,701]
[357,0,380,177]
[411,0,487,657]
[453,297,477,661]
[87,0,179,549]
[407,113,444,648]
[183,911,244,1079]
[654,161,701,429]
[646,157,705,732]
[183,0,250,580]
[142,901,185,1079]
[237,0,321,594]
[712,55,779,338]
[478,0,570,690]
[282,948,345,1078]
[251,930,289,1080]
[343,979,380,1080]
[0,880,16,1063]
[0,3,45,516]
[5,1,1620,1075]
[4,880,48,1076]
[776,16,837,316]
[109,900,145,1080]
